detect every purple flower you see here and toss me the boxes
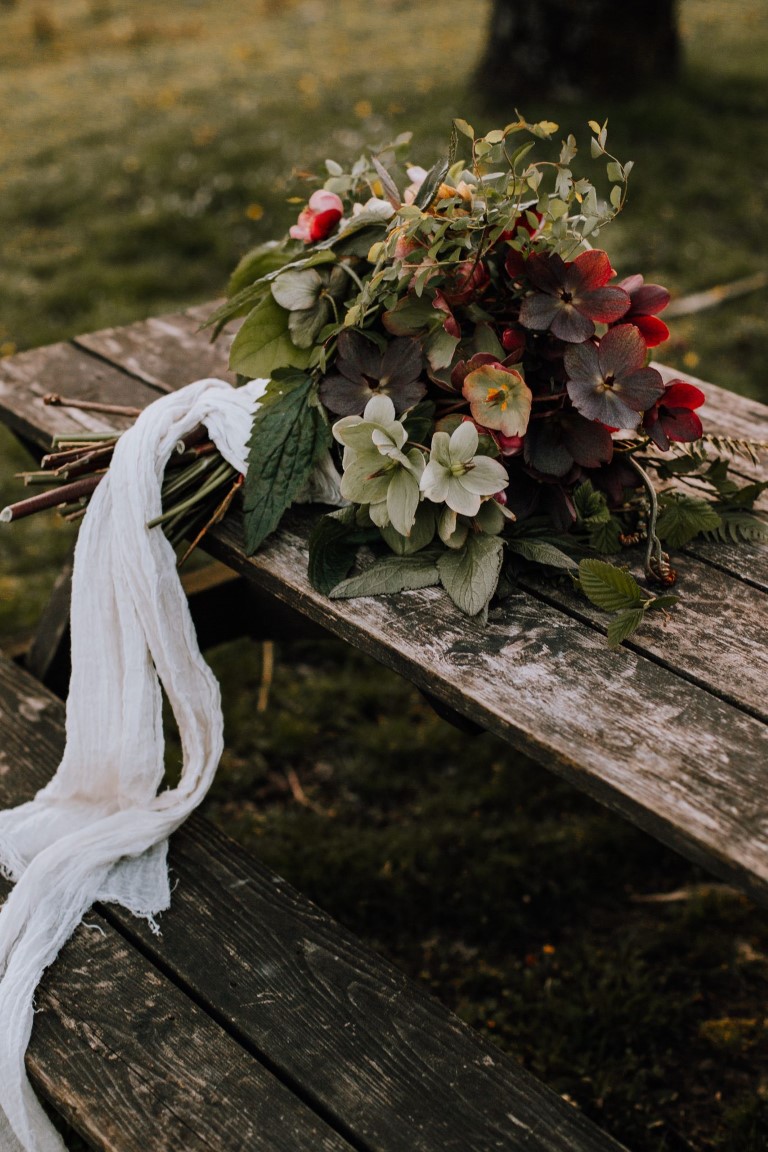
[519,250,630,343]
[319,330,426,417]
[564,324,665,429]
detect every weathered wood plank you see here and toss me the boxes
[0,671,354,1152]
[74,307,236,392]
[0,656,628,1152]
[205,509,768,906]
[0,342,162,450]
[515,552,768,722]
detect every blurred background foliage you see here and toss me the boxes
[1,2,768,1149]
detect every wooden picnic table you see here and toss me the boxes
[1,301,767,913]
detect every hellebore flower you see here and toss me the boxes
[564,324,665,429]
[289,189,344,243]
[617,274,671,348]
[320,330,426,416]
[462,362,533,438]
[643,379,706,450]
[332,395,424,536]
[441,258,490,306]
[420,421,509,517]
[519,250,630,343]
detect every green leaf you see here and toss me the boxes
[606,608,646,648]
[424,326,460,371]
[656,493,722,548]
[703,509,768,544]
[413,157,450,211]
[382,294,437,336]
[573,480,610,527]
[307,508,379,595]
[271,269,324,312]
[243,373,331,553]
[308,512,362,596]
[453,118,475,139]
[380,503,436,555]
[288,300,331,349]
[588,516,624,554]
[228,241,296,297]
[648,593,679,611]
[230,295,311,379]
[437,534,504,616]
[506,539,577,570]
[578,559,645,612]
[402,400,436,447]
[330,553,440,598]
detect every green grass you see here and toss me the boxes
[1,2,768,1149]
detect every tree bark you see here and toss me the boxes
[475,0,680,103]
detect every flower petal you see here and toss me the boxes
[597,323,648,379]
[420,459,450,503]
[445,477,482,517]
[460,455,509,495]
[449,420,479,463]
[577,286,630,324]
[567,249,614,292]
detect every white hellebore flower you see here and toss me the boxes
[420,421,508,518]
[332,395,424,537]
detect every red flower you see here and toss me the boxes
[518,250,630,343]
[643,379,705,450]
[441,259,490,306]
[289,190,344,244]
[617,274,671,348]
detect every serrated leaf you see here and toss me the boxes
[588,516,623,555]
[578,559,645,612]
[506,539,577,570]
[656,493,722,548]
[330,553,440,598]
[230,294,311,378]
[648,593,680,611]
[573,480,610,527]
[308,512,363,595]
[607,607,646,648]
[244,373,330,553]
[437,534,504,616]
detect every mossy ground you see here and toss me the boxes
[1,2,768,1149]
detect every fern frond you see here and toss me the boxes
[702,510,768,545]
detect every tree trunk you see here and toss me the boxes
[475,0,680,103]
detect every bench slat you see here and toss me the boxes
[0,656,627,1152]
[515,551,768,723]
[74,308,235,392]
[0,342,163,448]
[207,511,768,906]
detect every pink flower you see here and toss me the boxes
[289,190,344,243]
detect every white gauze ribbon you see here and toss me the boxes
[0,376,342,1152]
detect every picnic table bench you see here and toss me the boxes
[1,301,767,1150]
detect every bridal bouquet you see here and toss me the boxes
[8,117,768,644]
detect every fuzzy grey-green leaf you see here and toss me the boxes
[330,554,440,599]
[437,534,504,616]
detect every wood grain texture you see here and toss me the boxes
[205,509,768,906]
[0,656,627,1152]
[514,553,768,722]
[75,307,236,392]
[0,342,161,450]
[0,664,353,1152]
